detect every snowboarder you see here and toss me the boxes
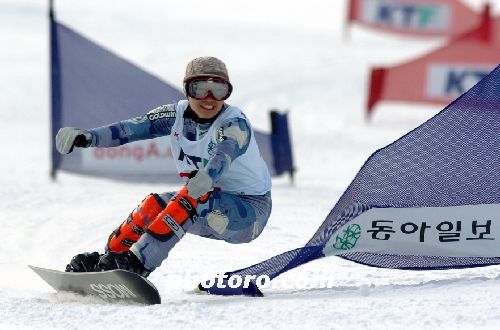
[56,56,272,277]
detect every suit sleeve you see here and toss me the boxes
[204,117,251,182]
[87,104,177,147]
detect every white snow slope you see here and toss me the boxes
[2,0,499,329]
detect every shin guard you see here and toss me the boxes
[146,186,207,241]
[107,193,166,252]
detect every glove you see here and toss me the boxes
[186,170,213,199]
[56,127,92,154]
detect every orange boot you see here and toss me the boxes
[107,193,166,252]
[146,185,209,241]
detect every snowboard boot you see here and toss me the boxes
[146,185,205,241]
[95,250,151,277]
[107,193,166,252]
[65,251,101,272]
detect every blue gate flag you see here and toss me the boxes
[205,65,500,296]
[50,10,294,182]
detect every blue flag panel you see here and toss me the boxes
[206,65,500,296]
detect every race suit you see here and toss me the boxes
[87,100,272,270]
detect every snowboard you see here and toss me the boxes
[29,265,161,305]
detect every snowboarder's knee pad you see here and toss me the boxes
[107,193,166,252]
[207,210,229,235]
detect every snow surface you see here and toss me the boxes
[2,0,500,329]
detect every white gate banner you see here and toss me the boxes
[324,203,500,257]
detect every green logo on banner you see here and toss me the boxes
[333,224,361,250]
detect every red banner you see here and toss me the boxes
[347,0,481,38]
[366,5,500,118]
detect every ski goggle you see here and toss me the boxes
[185,78,232,101]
